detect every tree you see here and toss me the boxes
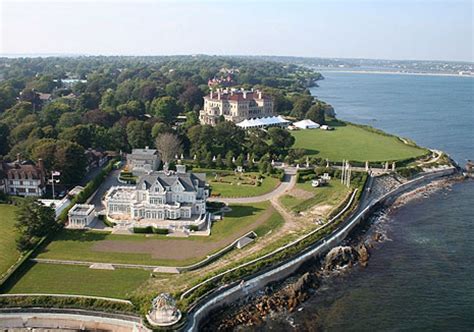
[41,101,72,126]
[268,127,295,152]
[236,154,244,167]
[126,120,149,149]
[150,96,181,123]
[225,151,234,169]
[0,123,10,155]
[151,122,169,138]
[57,112,81,130]
[215,153,223,169]
[59,124,94,148]
[117,100,144,117]
[155,133,182,165]
[31,139,87,185]
[15,198,56,251]
[290,95,313,119]
[306,103,326,125]
[205,151,214,168]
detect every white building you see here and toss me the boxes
[68,204,96,228]
[0,158,46,197]
[104,166,209,230]
[199,88,274,126]
[127,147,160,175]
[293,119,320,129]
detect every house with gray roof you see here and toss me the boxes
[127,146,160,175]
[104,166,209,231]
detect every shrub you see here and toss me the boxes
[153,227,169,235]
[133,226,153,234]
[189,225,199,232]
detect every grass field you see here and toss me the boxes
[0,204,20,277]
[279,180,350,213]
[291,121,427,162]
[36,202,279,266]
[4,262,149,298]
[193,168,280,197]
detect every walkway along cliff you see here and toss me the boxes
[183,166,457,331]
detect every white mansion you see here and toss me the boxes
[104,166,209,230]
[199,88,274,126]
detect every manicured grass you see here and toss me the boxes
[194,168,280,198]
[4,262,149,299]
[291,121,427,162]
[36,202,274,266]
[280,180,350,213]
[0,204,20,277]
[253,211,285,237]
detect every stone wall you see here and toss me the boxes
[183,167,456,331]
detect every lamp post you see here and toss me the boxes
[50,171,60,199]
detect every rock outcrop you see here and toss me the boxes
[323,246,358,270]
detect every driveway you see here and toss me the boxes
[87,169,131,211]
[208,172,296,204]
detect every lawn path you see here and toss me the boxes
[208,172,296,204]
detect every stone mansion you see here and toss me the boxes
[199,88,274,126]
[104,166,209,230]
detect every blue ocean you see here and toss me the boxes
[262,72,474,331]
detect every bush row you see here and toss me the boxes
[0,295,136,314]
[132,226,169,235]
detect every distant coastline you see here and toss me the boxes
[317,69,474,78]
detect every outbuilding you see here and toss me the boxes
[68,204,96,228]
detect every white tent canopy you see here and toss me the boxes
[236,115,290,129]
[293,119,320,129]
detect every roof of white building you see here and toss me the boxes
[138,171,207,192]
[293,119,320,129]
[130,147,157,156]
[236,115,290,129]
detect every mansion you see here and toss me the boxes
[199,88,274,126]
[104,166,209,230]
[0,157,46,197]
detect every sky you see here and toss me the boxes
[0,0,472,62]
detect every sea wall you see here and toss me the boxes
[184,167,456,331]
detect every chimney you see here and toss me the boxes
[16,153,21,163]
[176,164,186,174]
[217,90,221,100]
[243,91,247,99]
[210,90,213,99]
[145,146,149,150]
[37,158,44,170]
[258,91,262,99]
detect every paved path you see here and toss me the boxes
[208,172,297,204]
[0,311,149,331]
[31,258,180,273]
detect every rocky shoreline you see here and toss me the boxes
[201,174,465,331]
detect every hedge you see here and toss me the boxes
[0,295,136,314]
[133,226,153,234]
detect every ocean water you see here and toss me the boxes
[259,72,474,331]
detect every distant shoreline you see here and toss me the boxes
[318,69,474,78]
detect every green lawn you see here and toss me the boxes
[253,211,285,237]
[4,262,149,299]
[0,204,20,277]
[194,168,280,197]
[280,180,350,213]
[36,202,276,266]
[291,121,427,162]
